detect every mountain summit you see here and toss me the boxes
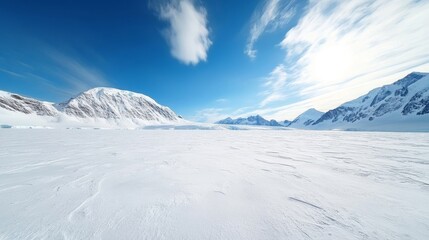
[57,87,178,122]
[215,72,429,132]
[0,87,181,128]
[307,72,429,131]
[288,108,324,128]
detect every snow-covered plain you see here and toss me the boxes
[1,129,428,239]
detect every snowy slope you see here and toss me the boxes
[216,115,281,126]
[0,129,428,239]
[288,108,324,128]
[214,73,429,132]
[57,88,178,122]
[0,90,58,116]
[0,87,181,128]
[281,119,292,126]
[306,72,429,131]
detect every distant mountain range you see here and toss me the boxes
[217,72,429,131]
[0,87,181,128]
[1,72,428,131]
[216,115,282,126]
[215,110,322,128]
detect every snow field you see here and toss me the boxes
[0,129,428,239]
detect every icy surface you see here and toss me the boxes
[0,130,428,239]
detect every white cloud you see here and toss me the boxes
[254,0,429,120]
[245,0,295,59]
[159,0,212,65]
[260,64,287,107]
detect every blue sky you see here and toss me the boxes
[1,0,429,122]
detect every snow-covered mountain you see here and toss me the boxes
[215,72,429,132]
[308,72,429,131]
[0,90,58,117]
[216,115,281,126]
[288,108,324,128]
[2,72,428,131]
[0,87,181,128]
[281,120,292,126]
[57,88,178,122]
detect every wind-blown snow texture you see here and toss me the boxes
[1,130,428,239]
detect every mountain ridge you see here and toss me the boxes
[0,87,181,128]
[216,115,283,126]
[2,72,429,131]
[288,108,324,128]
[216,72,429,131]
[308,72,429,131]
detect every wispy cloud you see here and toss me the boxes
[245,0,295,59]
[25,72,77,97]
[0,48,109,99]
[215,98,228,103]
[0,67,25,78]
[47,50,110,94]
[192,105,258,123]
[260,64,287,107]
[158,0,212,65]
[191,108,228,123]
[253,0,429,120]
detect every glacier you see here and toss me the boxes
[0,129,428,239]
